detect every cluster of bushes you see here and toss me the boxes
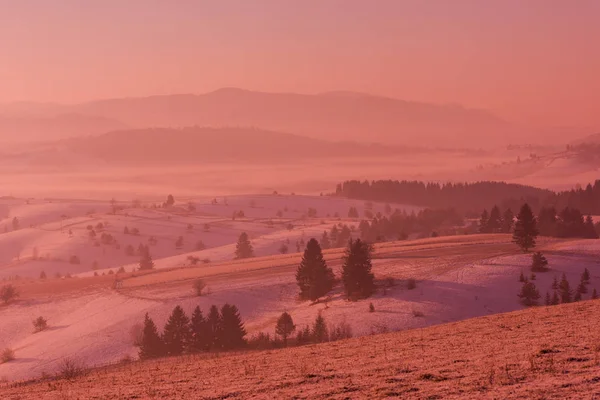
[137,304,246,359]
[320,223,354,249]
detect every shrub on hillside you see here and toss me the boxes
[69,255,81,265]
[1,348,15,363]
[0,284,18,304]
[33,316,48,333]
[58,357,85,379]
[531,252,549,272]
[328,320,353,341]
[193,279,207,296]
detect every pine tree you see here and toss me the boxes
[162,305,191,356]
[138,313,164,359]
[502,208,515,233]
[330,226,339,247]
[219,304,247,350]
[487,206,502,233]
[207,305,222,350]
[479,209,489,233]
[592,289,598,300]
[577,280,588,295]
[517,281,540,306]
[544,291,551,306]
[296,239,335,301]
[519,271,526,282]
[551,275,559,290]
[341,239,375,300]
[320,231,331,250]
[312,313,328,343]
[513,203,539,252]
[574,290,582,302]
[531,252,549,272]
[559,273,572,303]
[582,268,591,284]
[275,312,296,346]
[551,291,560,305]
[189,306,211,352]
[234,232,254,259]
[296,325,312,345]
[138,246,154,270]
[39,271,47,279]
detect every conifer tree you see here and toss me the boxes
[551,275,559,290]
[517,281,540,306]
[138,246,154,270]
[551,291,560,305]
[577,279,588,295]
[296,325,312,345]
[574,290,582,302]
[513,203,539,252]
[487,206,502,233]
[559,273,572,303]
[592,288,598,300]
[219,304,247,350]
[479,209,489,233]
[189,306,211,353]
[234,232,254,259]
[341,238,375,300]
[296,239,335,301]
[330,225,339,247]
[502,208,515,233]
[519,271,526,282]
[275,312,296,346]
[207,305,222,350]
[138,313,164,359]
[544,291,551,306]
[582,268,591,284]
[312,313,328,343]
[531,252,549,272]
[320,231,331,250]
[162,305,191,356]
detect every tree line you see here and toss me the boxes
[336,179,600,215]
[138,304,246,359]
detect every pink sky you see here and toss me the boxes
[1,0,599,127]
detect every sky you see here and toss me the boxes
[0,0,599,128]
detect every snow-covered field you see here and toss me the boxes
[0,193,598,382]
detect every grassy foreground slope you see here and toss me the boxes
[3,300,600,399]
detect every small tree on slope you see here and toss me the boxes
[513,203,539,252]
[138,246,155,271]
[162,305,191,356]
[296,239,335,301]
[219,304,247,350]
[341,238,375,300]
[517,281,540,306]
[138,313,164,359]
[531,252,549,272]
[275,312,296,347]
[234,232,254,259]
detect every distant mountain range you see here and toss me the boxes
[1,88,519,148]
[60,126,416,164]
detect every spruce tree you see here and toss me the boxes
[502,208,514,233]
[551,291,560,305]
[577,280,588,295]
[234,232,254,259]
[479,209,489,233]
[330,225,339,247]
[138,313,164,359]
[341,238,375,300]
[592,289,598,300]
[138,246,154,270]
[207,305,222,350]
[296,325,312,345]
[163,305,191,356]
[582,268,591,284]
[559,273,572,303]
[574,290,582,302]
[551,275,559,290]
[544,292,551,306]
[312,313,328,343]
[220,304,247,350]
[519,271,526,282]
[487,206,502,233]
[531,252,549,272]
[320,231,331,250]
[517,281,540,306]
[275,312,296,346]
[512,203,539,252]
[189,306,211,352]
[296,239,335,301]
